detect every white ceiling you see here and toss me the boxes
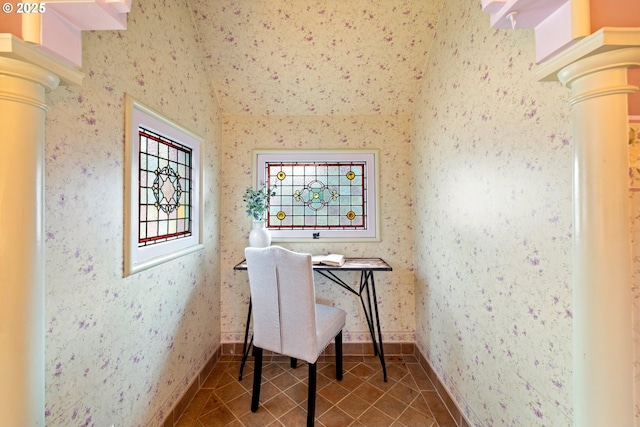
[190,0,444,116]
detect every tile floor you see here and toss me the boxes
[175,354,458,427]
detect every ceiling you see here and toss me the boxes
[190,0,444,116]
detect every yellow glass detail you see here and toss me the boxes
[277,171,286,180]
[277,211,286,220]
[346,211,356,220]
[346,171,356,180]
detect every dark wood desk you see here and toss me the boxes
[234,258,393,381]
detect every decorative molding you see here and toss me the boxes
[0,56,58,110]
[488,0,572,29]
[533,0,590,63]
[106,0,133,14]
[482,0,590,63]
[0,33,83,86]
[480,0,507,14]
[10,0,133,66]
[482,0,640,64]
[46,0,132,31]
[535,28,640,82]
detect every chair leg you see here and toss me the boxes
[335,330,343,381]
[307,362,316,427]
[251,347,263,412]
[291,357,297,368]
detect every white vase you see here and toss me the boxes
[249,220,271,247]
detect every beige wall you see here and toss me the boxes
[43,1,222,425]
[220,115,416,345]
[411,1,574,425]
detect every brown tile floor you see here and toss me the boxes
[175,354,458,427]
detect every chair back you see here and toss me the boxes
[245,246,318,362]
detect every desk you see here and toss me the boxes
[234,258,392,381]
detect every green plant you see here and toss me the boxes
[243,183,276,221]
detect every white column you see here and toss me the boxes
[558,48,640,427]
[0,56,59,427]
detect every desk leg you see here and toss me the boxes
[369,272,387,382]
[359,271,387,382]
[239,299,252,381]
[360,272,379,357]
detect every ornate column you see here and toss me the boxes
[557,47,640,427]
[0,33,83,426]
[482,2,640,424]
[0,55,59,427]
[0,2,130,424]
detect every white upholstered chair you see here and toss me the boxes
[244,245,346,427]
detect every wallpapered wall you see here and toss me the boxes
[35,0,640,425]
[43,1,222,426]
[220,115,416,345]
[412,1,574,425]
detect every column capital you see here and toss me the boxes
[0,56,59,112]
[555,47,640,107]
[0,33,83,86]
[0,55,60,90]
[535,28,640,82]
[558,47,640,87]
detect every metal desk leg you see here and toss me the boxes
[359,282,379,357]
[369,272,387,381]
[238,299,252,381]
[362,272,381,358]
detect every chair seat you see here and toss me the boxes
[281,303,345,364]
[313,304,346,362]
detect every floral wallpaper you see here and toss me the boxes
[43,1,222,426]
[219,115,416,346]
[35,0,640,424]
[411,1,574,425]
[190,0,443,117]
[188,0,445,350]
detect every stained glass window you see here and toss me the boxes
[266,161,366,229]
[125,95,203,277]
[255,151,379,241]
[138,126,192,247]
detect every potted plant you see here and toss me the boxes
[243,183,276,247]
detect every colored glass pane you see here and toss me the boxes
[138,126,193,247]
[266,161,366,230]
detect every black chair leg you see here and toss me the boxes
[307,362,316,427]
[335,330,343,381]
[251,347,263,412]
[291,357,297,368]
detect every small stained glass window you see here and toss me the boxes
[124,95,202,277]
[138,126,193,247]
[255,150,379,241]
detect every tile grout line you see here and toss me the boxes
[176,351,457,427]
